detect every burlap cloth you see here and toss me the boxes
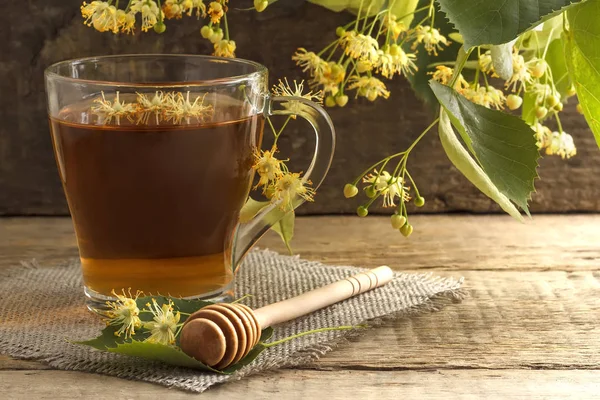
[0,249,464,393]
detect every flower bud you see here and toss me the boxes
[325,96,336,107]
[577,103,583,114]
[530,60,547,78]
[254,0,269,12]
[400,223,413,237]
[209,28,224,44]
[554,101,563,112]
[336,26,346,37]
[343,183,358,198]
[506,94,523,110]
[567,85,577,97]
[200,25,211,38]
[414,196,425,207]
[535,106,548,119]
[336,95,349,107]
[391,214,407,229]
[545,94,560,108]
[154,22,166,33]
[357,206,368,217]
[365,186,377,198]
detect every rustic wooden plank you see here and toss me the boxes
[1,215,598,271]
[2,369,599,399]
[1,2,599,215]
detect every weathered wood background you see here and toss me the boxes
[1,0,599,215]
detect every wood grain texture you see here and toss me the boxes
[2,369,600,400]
[1,216,599,397]
[1,1,600,215]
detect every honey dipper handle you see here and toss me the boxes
[253,266,394,328]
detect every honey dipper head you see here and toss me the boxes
[180,303,260,369]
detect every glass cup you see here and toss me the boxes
[44,54,335,311]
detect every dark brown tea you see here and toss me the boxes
[50,102,263,298]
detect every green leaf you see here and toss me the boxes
[271,210,295,254]
[519,15,563,51]
[430,81,539,214]
[491,42,515,80]
[240,197,271,223]
[405,0,462,107]
[437,0,584,49]
[390,0,420,27]
[565,0,600,147]
[307,0,385,15]
[438,110,523,221]
[545,37,572,100]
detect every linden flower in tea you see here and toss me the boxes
[105,289,143,339]
[92,91,137,125]
[144,299,181,345]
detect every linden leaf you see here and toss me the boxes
[431,81,539,215]
[545,37,573,100]
[565,0,600,147]
[437,0,584,48]
[240,197,271,223]
[438,110,523,221]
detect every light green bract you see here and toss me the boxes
[565,0,600,148]
[76,296,274,374]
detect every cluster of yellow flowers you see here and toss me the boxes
[80,0,236,57]
[430,44,577,159]
[292,5,450,107]
[91,90,214,125]
[104,290,182,345]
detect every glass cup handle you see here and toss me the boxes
[232,95,336,268]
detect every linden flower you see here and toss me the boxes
[144,299,181,345]
[347,76,390,101]
[530,83,560,106]
[363,170,410,208]
[252,146,284,190]
[505,51,532,91]
[164,91,214,124]
[478,51,494,74]
[117,9,137,34]
[340,31,379,63]
[92,91,137,125]
[412,26,449,56]
[272,78,324,118]
[213,39,236,58]
[374,46,417,78]
[136,91,168,124]
[207,1,225,24]
[429,66,468,89]
[81,2,119,33]
[533,123,552,150]
[130,0,162,32]
[459,85,505,110]
[383,15,408,40]
[269,172,315,210]
[547,131,577,159]
[292,48,331,80]
[163,0,206,19]
[105,289,142,339]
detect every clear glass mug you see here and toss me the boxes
[44,55,335,310]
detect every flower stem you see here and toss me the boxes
[223,12,230,40]
[263,325,366,348]
[449,47,473,88]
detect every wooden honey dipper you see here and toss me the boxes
[179,266,394,369]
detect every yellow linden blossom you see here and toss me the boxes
[269,172,315,210]
[292,48,331,81]
[478,51,494,74]
[163,0,206,19]
[347,76,390,101]
[272,78,323,118]
[92,91,138,125]
[81,2,119,33]
[144,299,181,345]
[130,0,162,32]
[412,26,450,56]
[547,131,577,159]
[163,92,214,124]
[207,1,225,24]
[530,83,560,106]
[363,170,410,208]
[340,31,379,63]
[252,146,284,191]
[117,9,137,34]
[375,46,417,78]
[136,91,168,124]
[505,50,532,91]
[429,66,469,90]
[105,289,143,339]
[459,85,506,110]
[383,15,408,40]
[213,39,236,58]
[533,123,552,150]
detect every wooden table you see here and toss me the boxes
[1,215,599,399]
